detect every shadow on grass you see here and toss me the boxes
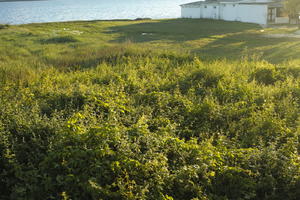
[43,45,194,70]
[107,18,260,43]
[105,18,299,63]
[40,35,79,44]
[43,45,144,69]
[192,32,300,62]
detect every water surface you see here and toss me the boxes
[0,0,193,24]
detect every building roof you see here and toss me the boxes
[237,0,277,4]
[180,1,204,7]
[180,0,238,7]
[180,0,283,7]
[236,0,283,7]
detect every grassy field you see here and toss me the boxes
[1,19,300,64]
[0,19,300,200]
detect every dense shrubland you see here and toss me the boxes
[0,44,299,200]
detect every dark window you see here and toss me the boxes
[214,6,217,9]
[204,5,207,8]
[276,8,285,17]
[268,8,276,22]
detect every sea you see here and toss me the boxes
[0,0,194,24]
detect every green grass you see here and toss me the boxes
[0,19,299,65]
[0,19,300,200]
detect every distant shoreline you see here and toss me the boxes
[0,0,45,2]
[0,18,158,26]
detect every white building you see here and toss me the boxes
[180,0,287,25]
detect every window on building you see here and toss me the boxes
[276,8,286,17]
[214,6,217,9]
[204,5,207,8]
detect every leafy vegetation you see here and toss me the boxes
[0,24,9,29]
[0,19,299,199]
[285,0,300,25]
[40,35,79,44]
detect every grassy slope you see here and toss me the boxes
[1,19,300,65]
[0,19,300,200]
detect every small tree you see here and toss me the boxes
[285,0,300,27]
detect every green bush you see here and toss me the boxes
[0,47,300,199]
[250,66,281,85]
[41,36,79,44]
[0,24,9,29]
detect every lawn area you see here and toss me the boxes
[1,19,299,64]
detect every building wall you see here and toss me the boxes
[181,7,201,18]
[181,4,219,19]
[220,4,238,21]
[275,17,289,24]
[202,4,219,19]
[181,3,269,25]
[237,4,268,24]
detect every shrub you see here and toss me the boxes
[250,66,280,85]
[0,24,9,29]
[41,36,78,44]
[0,45,299,199]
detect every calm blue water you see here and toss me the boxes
[0,0,193,24]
